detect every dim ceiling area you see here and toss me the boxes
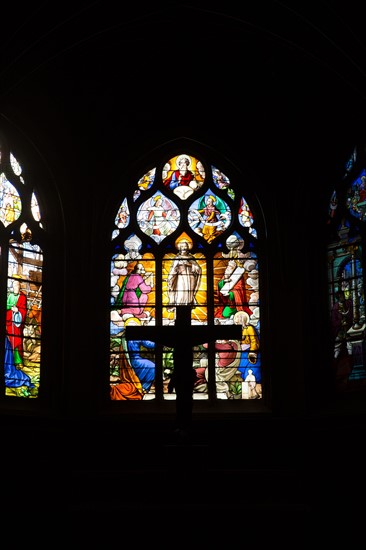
[1,1,366,179]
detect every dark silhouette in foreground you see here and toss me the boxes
[168,347,198,434]
[125,305,241,438]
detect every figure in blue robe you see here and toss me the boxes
[4,336,34,389]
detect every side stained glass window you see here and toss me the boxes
[110,152,261,403]
[0,136,44,398]
[327,143,366,394]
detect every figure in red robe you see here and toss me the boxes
[216,259,252,318]
[6,277,27,367]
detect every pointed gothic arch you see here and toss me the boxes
[108,140,268,411]
[327,140,366,395]
[0,120,65,411]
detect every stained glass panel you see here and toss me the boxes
[346,169,366,221]
[137,192,180,243]
[0,137,44,399]
[162,154,205,200]
[327,144,366,393]
[5,241,42,397]
[0,174,22,226]
[188,190,231,243]
[110,152,261,402]
[239,196,256,237]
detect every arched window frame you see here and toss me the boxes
[105,140,269,413]
[0,121,65,413]
[326,139,366,396]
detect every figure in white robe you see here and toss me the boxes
[167,239,202,307]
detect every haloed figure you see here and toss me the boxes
[167,239,202,307]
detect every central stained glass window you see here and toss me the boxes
[109,152,261,402]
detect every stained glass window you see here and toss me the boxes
[110,151,262,403]
[0,134,44,398]
[327,143,366,393]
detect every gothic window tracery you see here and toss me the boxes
[327,143,366,393]
[0,134,44,399]
[110,150,262,403]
